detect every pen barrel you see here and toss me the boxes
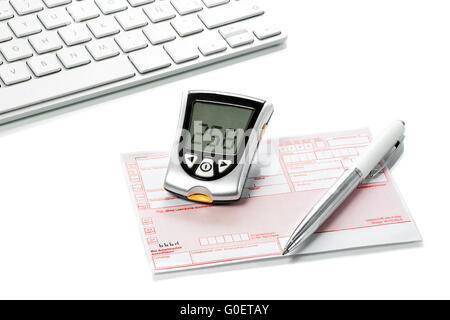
[288,168,363,249]
[354,120,405,178]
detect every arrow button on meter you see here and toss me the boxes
[218,159,232,173]
[184,154,198,168]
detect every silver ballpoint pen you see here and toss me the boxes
[282,121,406,255]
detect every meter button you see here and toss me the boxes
[218,159,233,173]
[195,159,214,178]
[188,194,213,204]
[184,154,198,168]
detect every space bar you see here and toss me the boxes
[0,57,136,115]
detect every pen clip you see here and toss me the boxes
[368,135,405,178]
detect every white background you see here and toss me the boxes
[0,0,448,299]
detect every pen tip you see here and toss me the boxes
[282,248,290,256]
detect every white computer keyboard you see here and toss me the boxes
[0,0,286,124]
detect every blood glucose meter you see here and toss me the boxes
[164,91,273,204]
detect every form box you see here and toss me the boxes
[150,197,191,209]
[191,242,280,264]
[294,178,336,192]
[328,136,369,147]
[153,252,192,269]
[287,160,342,173]
[200,233,250,246]
[283,153,315,163]
[291,168,344,183]
[245,174,287,187]
[138,157,169,168]
[245,184,291,197]
[141,171,166,189]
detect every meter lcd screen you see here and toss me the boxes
[188,102,254,155]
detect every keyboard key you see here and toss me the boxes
[127,0,153,7]
[143,1,175,23]
[87,16,120,38]
[170,0,203,15]
[115,29,148,52]
[164,41,198,64]
[201,0,228,8]
[57,45,91,68]
[143,23,176,44]
[115,9,148,30]
[0,61,31,85]
[28,32,63,53]
[94,0,127,15]
[225,30,253,48]
[38,7,71,29]
[253,24,281,40]
[0,0,285,120]
[0,57,135,114]
[128,46,171,73]
[66,1,100,22]
[170,16,203,37]
[27,53,61,76]
[0,3,15,21]
[0,39,33,61]
[58,24,92,45]
[10,0,43,15]
[8,16,42,37]
[42,0,72,8]
[198,1,264,29]
[86,38,120,60]
[218,24,246,39]
[0,23,13,42]
[198,34,226,56]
